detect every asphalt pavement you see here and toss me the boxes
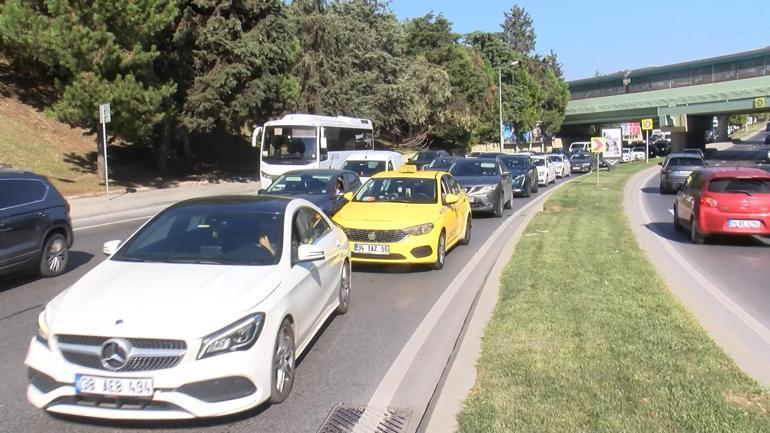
[627,132,770,385]
[0,175,576,433]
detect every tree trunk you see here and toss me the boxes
[181,133,193,169]
[156,118,173,172]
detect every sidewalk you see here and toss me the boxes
[70,180,260,227]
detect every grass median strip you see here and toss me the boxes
[457,163,770,433]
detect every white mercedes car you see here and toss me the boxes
[532,156,557,186]
[25,196,351,419]
[547,154,571,178]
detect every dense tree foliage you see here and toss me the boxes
[0,0,569,162]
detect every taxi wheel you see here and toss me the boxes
[460,216,472,246]
[432,232,446,270]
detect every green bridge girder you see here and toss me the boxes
[564,75,770,126]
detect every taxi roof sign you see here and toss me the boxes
[400,164,418,173]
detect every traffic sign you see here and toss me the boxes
[99,103,111,124]
[755,97,766,109]
[641,118,654,131]
[590,137,607,153]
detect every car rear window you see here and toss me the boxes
[667,158,704,167]
[708,178,770,194]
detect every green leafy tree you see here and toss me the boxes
[163,0,299,165]
[0,0,179,171]
[501,5,535,54]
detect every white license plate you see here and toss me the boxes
[75,374,153,397]
[727,219,761,229]
[353,243,390,255]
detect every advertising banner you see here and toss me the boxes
[601,128,622,158]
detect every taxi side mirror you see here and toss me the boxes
[444,193,459,205]
[343,192,354,202]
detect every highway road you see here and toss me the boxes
[628,133,770,385]
[0,175,575,433]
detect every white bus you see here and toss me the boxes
[253,114,374,187]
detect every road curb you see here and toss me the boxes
[421,176,580,433]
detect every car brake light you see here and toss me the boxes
[700,196,718,208]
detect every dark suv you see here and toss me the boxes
[0,171,73,277]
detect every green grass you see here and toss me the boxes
[457,162,770,433]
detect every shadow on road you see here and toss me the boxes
[0,251,94,293]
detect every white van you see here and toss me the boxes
[340,150,404,183]
[568,141,590,153]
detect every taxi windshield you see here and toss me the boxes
[354,178,437,204]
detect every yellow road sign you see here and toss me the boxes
[590,137,607,153]
[641,118,654,131]
[755,97,766,109]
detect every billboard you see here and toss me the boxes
[601,128,622,158]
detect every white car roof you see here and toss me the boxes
[342,150,402,162]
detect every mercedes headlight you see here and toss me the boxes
[198,313,265,359]
[402,223,434,236]
[36,310,50,346]
[477,185,496,193]
[513,174,526,183]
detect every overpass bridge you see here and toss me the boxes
[563,47,770,150]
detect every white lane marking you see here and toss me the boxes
[73,215,153,232]
[355,179,571,429]
[668,209,674,216]
[637,172,770,346]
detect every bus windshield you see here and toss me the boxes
[263,126,317,164]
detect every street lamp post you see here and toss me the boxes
[498,61,519,153]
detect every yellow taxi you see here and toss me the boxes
[332,165,472,269]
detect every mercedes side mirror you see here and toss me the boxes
[103,240,121,256]
[296,244,325,263]
[257,188,268,195]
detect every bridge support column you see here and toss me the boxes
[685,115,711,150]
[717,115,729,141]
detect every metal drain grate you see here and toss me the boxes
[317,404,411,433]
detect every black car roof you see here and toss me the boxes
[169,195,292,212]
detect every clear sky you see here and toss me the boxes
[390,0,770,81]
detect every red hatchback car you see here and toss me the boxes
[673,167,770,244]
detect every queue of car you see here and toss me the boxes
[13,141,578,421]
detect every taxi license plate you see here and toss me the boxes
[353,244,390,255]
[75,374,153,397]
[727,219,761,229]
